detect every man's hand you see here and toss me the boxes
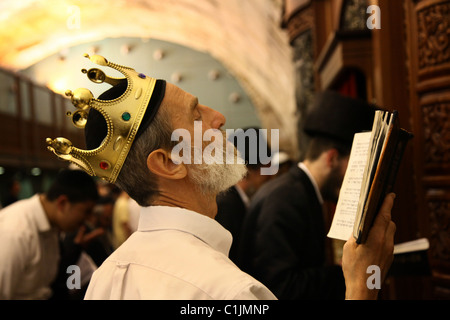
[342,193,396,300]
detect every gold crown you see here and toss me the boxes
[46,54,157,183]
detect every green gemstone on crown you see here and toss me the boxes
[122,112,131,121]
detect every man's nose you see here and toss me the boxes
[201,105,226,129]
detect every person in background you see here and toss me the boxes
[238,91,383,299]
[2,178,21,208]
[127,196,141,234]
[270,151,293,178]
[51,195,114,300]
[112,191,133,249]
[91,196,115,261]
[0,169,99,300]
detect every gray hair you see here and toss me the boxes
[115,106,173,206]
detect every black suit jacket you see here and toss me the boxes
[237,165,345,299]
[215,186,247,263]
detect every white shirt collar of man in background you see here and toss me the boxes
[298,162,324,205]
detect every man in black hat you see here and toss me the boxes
[237,91,385,299]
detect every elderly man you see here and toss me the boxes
[46,55,395,300]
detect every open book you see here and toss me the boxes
[327,110,413,244]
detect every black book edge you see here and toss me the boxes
[356,111,413,244]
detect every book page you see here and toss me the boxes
[354,111,392,239]
[394,238,429,255]
[353,111,385,235]
[76,251,98,287]
[327,131,372,241]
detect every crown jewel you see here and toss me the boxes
[46,54,157,183]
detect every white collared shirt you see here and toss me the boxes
[298,162,324,205]
[85,206,276,300]
[0,195,60,299]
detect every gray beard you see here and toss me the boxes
[187,142,248,196]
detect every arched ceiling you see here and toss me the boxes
[0,0,298,155]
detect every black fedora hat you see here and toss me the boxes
[303,90,379,144]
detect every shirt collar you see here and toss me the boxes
[137,206,233,256]
[298,162,324,205]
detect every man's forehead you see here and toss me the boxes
[163,82,198,110]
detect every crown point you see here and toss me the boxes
[47,137,73,155]
[89,54,108,66]
[82,69,87,74]
[72,110,89,128]
[65,90,73,97]
[70,88,94,110]
[86,68,106,84]
[83,53,90,58]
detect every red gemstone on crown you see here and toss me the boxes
[99,161,110,170]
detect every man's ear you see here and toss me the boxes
[55,195,69,212]
[324,148,340,168]
[147,148,187,180]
